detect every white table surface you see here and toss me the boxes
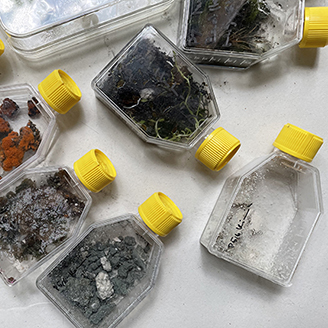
[1,1,328,327]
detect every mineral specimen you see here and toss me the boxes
[48,228,152,326]
[0,170,86,264]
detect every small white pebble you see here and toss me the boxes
[13,260,29,273]
[100,256,112,271]
[95,272,114,300]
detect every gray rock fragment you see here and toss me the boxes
[90,304,115,325]
[89,297,100,312]
[65,277,94,306]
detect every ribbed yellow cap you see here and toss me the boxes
[273,123,323,162]
[299,7,328,48]
[138,192,183,237]
[195,127,240,171]
[0,40,4,56]
[74,149,116,193]
[38,69,81,114]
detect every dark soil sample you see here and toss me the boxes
[49,229,151,326]
[97,38,212,142]
[0,169,86,265]
[186,0,271,54]
[28,98,41,118]
[0,98,19,118]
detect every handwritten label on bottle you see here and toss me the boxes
[227,203,252,249]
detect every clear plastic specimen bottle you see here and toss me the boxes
[178,0,328,69]
[92,24,240,171]
[0,69,81,184]
[0,148,116,286]
[0,0,175,60]
[201,123,323,286]
[37,192,183,328]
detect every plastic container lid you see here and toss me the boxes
[0,40,4,56]
[299,7,328,48]
[38,69,81,114]
[138,192,183,237]
[273,123,323,162]
[74,149,116,193]
[195,127,241,171]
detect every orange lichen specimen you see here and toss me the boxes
[0,131,23,171]
[0,121,41,171]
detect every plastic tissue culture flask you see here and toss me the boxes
[178,1,328,69]
[92,24,240,171]
[0,148,116,287]
[37,192,183,328]
[201,124,323,286]
[0,69,81,184]
[0,0,174,60]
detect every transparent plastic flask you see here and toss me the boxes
[92,24,240,171]
[201,123,323,286]
[37,192,183,328]
[0,148,116,286]
[0,0,174,60]
[0,69,81,184]
[179,1,328,69]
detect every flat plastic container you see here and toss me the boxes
[0,0,174,60]
[201,124,323,286]
[0,149,116,287]
[178,0,313,69]
[0,84,56,184]
[92,24,220,151]
[37,192,183,328]
[0,69,81,186]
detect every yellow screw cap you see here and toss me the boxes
[0,40,4,56]
[195,127,240,171]
[138,192,183,237]
[38,69,81,114]
[74,149,116,193]
[299,7,328,48]
[273,123,323,162]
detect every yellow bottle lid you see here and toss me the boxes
[138,192,183,237]
[0,40,4,56]
[273,123,323,162]
[299,7,328,48]
[38,69,81,114]
[195,127,240,171]
[74,149,116,193]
